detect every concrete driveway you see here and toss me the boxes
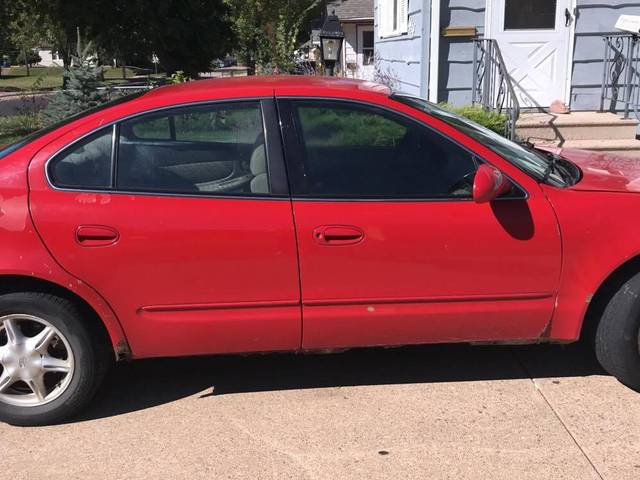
[1,343,639,479]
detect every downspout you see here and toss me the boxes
[427,0,440,102]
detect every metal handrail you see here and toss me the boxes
[472,38,521,140]
[599,33,640,120]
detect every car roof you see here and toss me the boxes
[142,75,392,102]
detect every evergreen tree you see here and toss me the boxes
[43,31,107,125]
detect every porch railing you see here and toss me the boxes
[472,38,520,140]
[599,33,640,120]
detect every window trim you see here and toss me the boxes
[378,0,409,39]
[45,97,289,200]
[276,96,528,203]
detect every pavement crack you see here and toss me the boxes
[510,349,605,480]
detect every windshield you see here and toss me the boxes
[391,94,567,187]
[0,91,147,161]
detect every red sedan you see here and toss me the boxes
[1,76,640,425]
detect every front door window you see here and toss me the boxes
[286,100,478,199]
[504,0,557,30]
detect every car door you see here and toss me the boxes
[28,98,301,358]
[277,97,561,349]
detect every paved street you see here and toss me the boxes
[1,343,639,479]
[0,92,50,116]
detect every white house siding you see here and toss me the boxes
[437,0,485,105]
[571,1,640,111]
[374,0,430,97]
[37,49,63,67]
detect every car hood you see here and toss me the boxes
[538,146,640,193]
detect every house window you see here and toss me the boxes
[378,0,408,38]
[362,31,374,65]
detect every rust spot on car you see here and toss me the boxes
[114,340,132,361]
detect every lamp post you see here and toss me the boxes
[319,11,344,76]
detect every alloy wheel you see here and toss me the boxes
[0,314,75,407]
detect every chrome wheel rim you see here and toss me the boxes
[0,314,75,407]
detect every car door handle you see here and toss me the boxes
[313,226,364,246]
[76,225,119,247]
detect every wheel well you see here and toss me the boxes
[0,275,113,356]
[581,256,640,343]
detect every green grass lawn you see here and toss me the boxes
[0,66,144,91]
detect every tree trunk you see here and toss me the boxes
[23,47,30,76]
[122,60,126,79]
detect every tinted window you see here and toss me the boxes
[49,128,113,189]
[392,94,570,187]
[289,101,477,198]
[117,102,269,195]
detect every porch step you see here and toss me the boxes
[535,139,640,159]
[516,112,638,142]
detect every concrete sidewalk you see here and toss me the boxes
[1,343,639,479]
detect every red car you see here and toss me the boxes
[1,76,640,425]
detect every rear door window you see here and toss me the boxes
[117,102,270,195]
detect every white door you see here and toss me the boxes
[358,26,375,81]
[488,0,574,108]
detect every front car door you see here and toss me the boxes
[28,98,301,358]
[277,95,561,349]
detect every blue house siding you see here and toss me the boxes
[571,1,640,110]
[374,0,429,97]
[374,0,640,109]
[437,0,485,105]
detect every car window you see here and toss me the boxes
[117,102,269,195]
[289,101,478,199]
[131,116,171,140]
[48,127,113,189]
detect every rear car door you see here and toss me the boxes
[28,99,301,358]
[278,97,561,349]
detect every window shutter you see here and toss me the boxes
[398,0,409,34]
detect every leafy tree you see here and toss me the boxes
[43,31,108,125]
[137,0,233,76]
[226,0,321,73]
[0,1,14,76]
[8,9,49,75]
[11,0,233,76]
[15,49,42,67]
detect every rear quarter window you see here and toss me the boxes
[48,128,113,189]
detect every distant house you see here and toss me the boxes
[37,48,63,67]
[374,0,640,111]
[328,0,375,80]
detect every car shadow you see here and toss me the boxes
[70,342,610,424]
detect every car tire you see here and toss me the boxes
[0,292,111,426]
[595,272,640,391]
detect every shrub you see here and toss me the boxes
[439,104,507,136]
[43,33,108,126]
[0,113,43,140]
[16,50,42,67]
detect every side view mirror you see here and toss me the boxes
[473,164,511,203]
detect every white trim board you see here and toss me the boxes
[428,0,440,102]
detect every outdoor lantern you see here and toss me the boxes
[319,10,344,76]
